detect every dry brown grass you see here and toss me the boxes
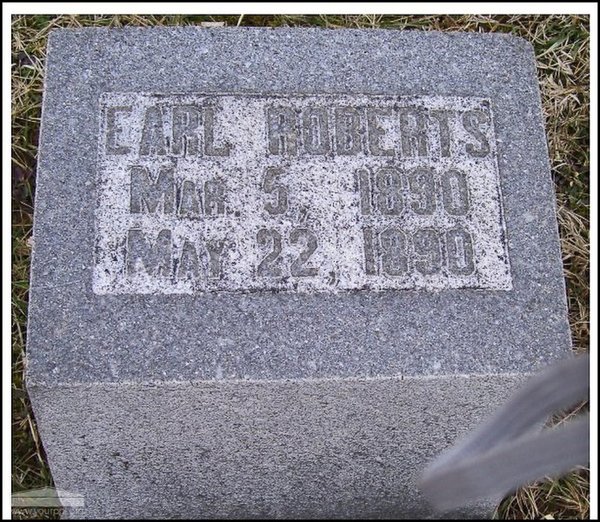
[11,14,589,519]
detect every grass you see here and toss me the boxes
[11,14,590,519]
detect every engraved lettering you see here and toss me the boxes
[375,167,403,215]
[171,105,200,156]
[408,166,436,215]
[398,108,428,157]
[262,167,288,215]
[176,240,201,281]
[268,107,297,155]
[96,94,511,294]
[204,179,225,216]
[105,106,132,155]
[357,168,373,215]
[430,110,452,157]
[126,229,172,277]
[362,227,377,275]
[290,228,318,277]
[380,227,408,276]
[204,107,231,156]
[205,240,226,279]
[462,109,490,157]
[303,108,329,155]
[130,165,175,214]
[442,169,469,215]
[257,229,283,276]
[446,228,475,275]
[413,229,442,275]
[139,106,167,156]
[367,108,394,156]
[178,180,202,218]
[335,107,362,155]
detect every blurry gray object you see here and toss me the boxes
[419,355,590,513]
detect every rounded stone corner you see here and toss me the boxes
[499,32,536,55]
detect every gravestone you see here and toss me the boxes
[27,27,572,518]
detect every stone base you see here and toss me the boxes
[30,374,523,519]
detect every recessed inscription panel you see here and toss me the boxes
[94,93,511,294]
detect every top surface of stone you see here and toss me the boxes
[28,27,571,385]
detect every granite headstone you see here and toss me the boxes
[27,27,572,518]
